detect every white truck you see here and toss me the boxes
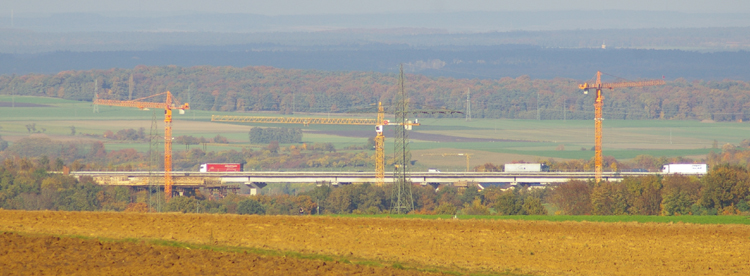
[661,164,707,175]
[504,163,549,172]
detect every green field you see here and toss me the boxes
[332,214,750,225]
[0,95,745,171]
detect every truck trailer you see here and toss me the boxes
[504,163,549,172]
[199,163,242,172]
[661,164,707,175]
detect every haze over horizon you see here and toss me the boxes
[4,0,750,15]
[1,0,749,80]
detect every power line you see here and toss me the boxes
[465,88,471,122]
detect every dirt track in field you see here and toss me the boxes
[0,232,443,276]
[1,210,750,275]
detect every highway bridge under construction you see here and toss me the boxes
[71,171,661,195]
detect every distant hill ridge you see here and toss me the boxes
[1,65,748,122]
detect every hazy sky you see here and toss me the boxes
[5,0,750,15]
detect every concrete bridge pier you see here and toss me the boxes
[245,182,267,195]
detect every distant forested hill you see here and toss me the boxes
[1,47,749,81]
[1,65,749,122]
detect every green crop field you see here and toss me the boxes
[0,96,745,171]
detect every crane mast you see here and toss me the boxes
[212,103,392,186]
[375,102,385,185]
[95,91,189,200]
[579,71,665,183]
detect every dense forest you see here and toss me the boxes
[2,65,750,121]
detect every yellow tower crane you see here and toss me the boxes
[421,153,473,172]
[579,71,665,183]
[95,91,189,200]
[374,102,385,186]
[211,102,400,186]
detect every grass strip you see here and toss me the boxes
[330,214,750,224]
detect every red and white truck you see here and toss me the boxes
[661,164,707,175]
[199,163,242,172]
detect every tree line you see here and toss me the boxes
[248,127,303,144]
[2,65,750,122]
[3,154,749,217]
[551,165,750,216]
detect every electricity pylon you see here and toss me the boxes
[148,110,161,212]
[92,79,99,113]
[391,64,414,214]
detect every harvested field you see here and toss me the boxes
[0,232,439,276]
[0,101,51,107]
[308,129,523,143]
[1,210,749,275]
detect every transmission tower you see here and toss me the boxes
[465,88,471,121]
[391,64,415,214]
[128,73,134,100]
[148,110,162,212]
[92,79,99,113]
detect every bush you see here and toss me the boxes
[522,197,548,215]
[164,196,199,213]
[737,200,750,212]
[494,191,523,215]
[237,198,265,215]
[462,198,490,215]
[434,203,457,215]
[124,202,150,213]
[690,204,717,216]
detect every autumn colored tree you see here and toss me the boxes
[494,190,523,215]
[623,175,663,215]
[700,164,750,213]
[550,180,593,215]
[522,197,547,215]
[661,175,702,215]
[473,163,501,172]
[463,197,490,215]
[237,197,266,215]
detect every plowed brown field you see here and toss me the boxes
[0,232,440,276]
[1,210,749,275]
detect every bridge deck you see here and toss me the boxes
[70,171,664,188]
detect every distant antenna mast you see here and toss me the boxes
[536,90,540,120]
[93,79,99,113]
[128,73,134,100]
[465,88,471,121]
[11,10,14,28]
